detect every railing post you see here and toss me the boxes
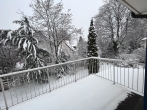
[0,77,8,110]
[113,62,115,84]
[91,58,93,74]
[47,68,51,92]
[75,63,77,82]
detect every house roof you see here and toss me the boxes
[117,0,147,14]
[63,40,76,52]
[34,31,54,45]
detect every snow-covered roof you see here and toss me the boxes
[63,40,76,51]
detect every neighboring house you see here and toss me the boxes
[141,37,147,48]
[58,40,78,60]
[34,31,52,53]
[34,31,56,64]
[34,31,78,61]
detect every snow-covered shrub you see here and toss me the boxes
[132,48,145,63]
[119,54,138,62]
[116,54,139,68]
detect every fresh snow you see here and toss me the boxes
[142,37,147,40]
[0,63,144,110]
[15,62,24,70]
[9,75,130,110]
[97,63,145,95]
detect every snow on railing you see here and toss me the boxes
[0,57,145,110]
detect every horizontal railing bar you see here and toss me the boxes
[0,57,91,78]
[91,57,144,65]
[91,57,123,62]
[0,57,144,78]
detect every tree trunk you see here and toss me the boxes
[113,41,119,56]
[55,47,59,64]
[88,59,99,74]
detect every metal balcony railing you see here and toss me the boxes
[0,57,145,110]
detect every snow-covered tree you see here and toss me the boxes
[0,30,22,74]
[4,17,49,70]
[3,16,51,82]
[29,0,82,63]
[87,19,99,74]
[87,19,98,57]
[94,0,130,56]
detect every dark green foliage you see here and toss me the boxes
[87,19,98,57]
[102,42,117,58]
[0,30,11,39]
[87,19,99,74]
[88,59,99,74]
[0,30,20,74]
[0,45,19,74]
[132,48,145,63]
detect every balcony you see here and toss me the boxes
[0,57,144,110]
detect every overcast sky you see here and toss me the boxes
[0,0,104,41]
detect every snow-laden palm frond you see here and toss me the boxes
[31,30,34,36]
[11,36,16,45]
[32,37,38,44]
[27,41,31,52]
[7,31,13,40]
[23,25,27,33]
[32,45,36,58]
[26,53,33,60]
[37,57,45,67]
[13,20,23,25]
[18,38,24,49]
[3,39,9,45]
[18,28,23,36]
[23,39,28,50]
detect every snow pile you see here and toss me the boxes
[10,75,130,110]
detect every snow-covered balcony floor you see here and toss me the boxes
[10,75,131,110]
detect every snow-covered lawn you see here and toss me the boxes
[9,75,130,110]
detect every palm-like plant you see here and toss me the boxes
[4,17,49,70]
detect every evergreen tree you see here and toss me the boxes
[87,19,99,74]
